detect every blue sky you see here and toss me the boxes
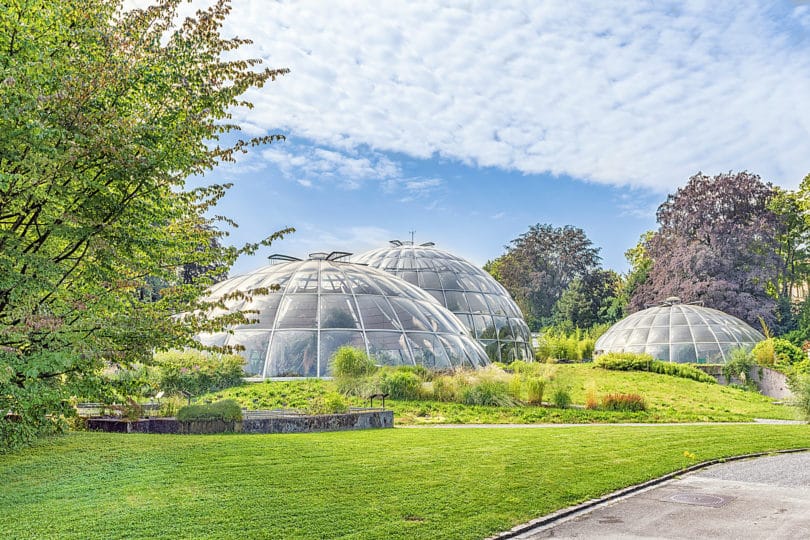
[173,0,810,275]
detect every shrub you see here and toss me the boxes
[432,375,459,402]
[722,348,757,390]
[594,352,716,384]
[507,375,523,401]
[154,350,244,397]
[177,399,243,422]
[331,347,377,378]
[753,338,806,372]
[158,396,184,418]
[508,360,534,375]
[601,393,647,412]
[536,333,581,362]
[773,339,806,365]
[594,351,655,371]
[578,338,596,361]
[552,387,571,409]
[752,339,776,366]
[379,370,422,400]
[306,392,349,415]
[394,364,432,381]
[461,380,518,407]
[789,374,810,422]
[525,377,545,405]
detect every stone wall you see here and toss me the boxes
[241,410,393,434]
[87,410,394,435]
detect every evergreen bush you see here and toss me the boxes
[177,399,243,422]
[594,352,716,384]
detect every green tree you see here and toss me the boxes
[0,0,290,451]
[489,224,601,329]
[552,269,623,329]
[769,178,810,335]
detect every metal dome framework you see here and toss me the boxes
[595,297,764,363]
[196,252,490,378]
[353,241,533,363]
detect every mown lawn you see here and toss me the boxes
[207,364,798,424]
[1,425,809,539]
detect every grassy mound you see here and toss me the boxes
[204,364,797,424]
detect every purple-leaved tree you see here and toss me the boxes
[629,171,782,329]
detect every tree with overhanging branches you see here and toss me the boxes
[0,0,290,450]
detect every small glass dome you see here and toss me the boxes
[353,241,533,363]
[196,252,490,378]
[594,297,764,363]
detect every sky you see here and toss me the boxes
[165,0,810,276]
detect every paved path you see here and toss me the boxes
[508,452,810,539]
[399,419,804,428]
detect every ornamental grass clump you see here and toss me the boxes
[432,375,460,402]
[305,392,349,415]
[601,393,647,412]
[461,379,518,407]
[525,377,546,405]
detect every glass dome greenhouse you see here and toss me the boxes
[353,241,533,363]
[594,297,765,363]
[195,252,490,378]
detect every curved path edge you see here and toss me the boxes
[488,447,810,540]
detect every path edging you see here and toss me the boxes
[489,447,810,539]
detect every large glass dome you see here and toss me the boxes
[196,252,490,378]
[353,241,533,363]
[594,297,764,363]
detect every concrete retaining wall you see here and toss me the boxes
[87,410,394,435]
[695,365,794,400]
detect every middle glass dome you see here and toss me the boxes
[353,241,533,363]
[197,252,490,378]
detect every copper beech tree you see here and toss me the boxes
[0,0,290,450]
[628,171,782,329]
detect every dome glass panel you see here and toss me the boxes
[595,298,764,363]
[353,242,534,362]
[195,253,490,378]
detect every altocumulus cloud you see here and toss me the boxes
[125,0,810,192]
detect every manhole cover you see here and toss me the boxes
[667,493,734,508]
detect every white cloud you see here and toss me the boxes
[261,144,401,189]
[211,0,810,192]
[270,224,395,260]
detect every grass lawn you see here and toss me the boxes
[1,425,809,539]
[206,364,798,424]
